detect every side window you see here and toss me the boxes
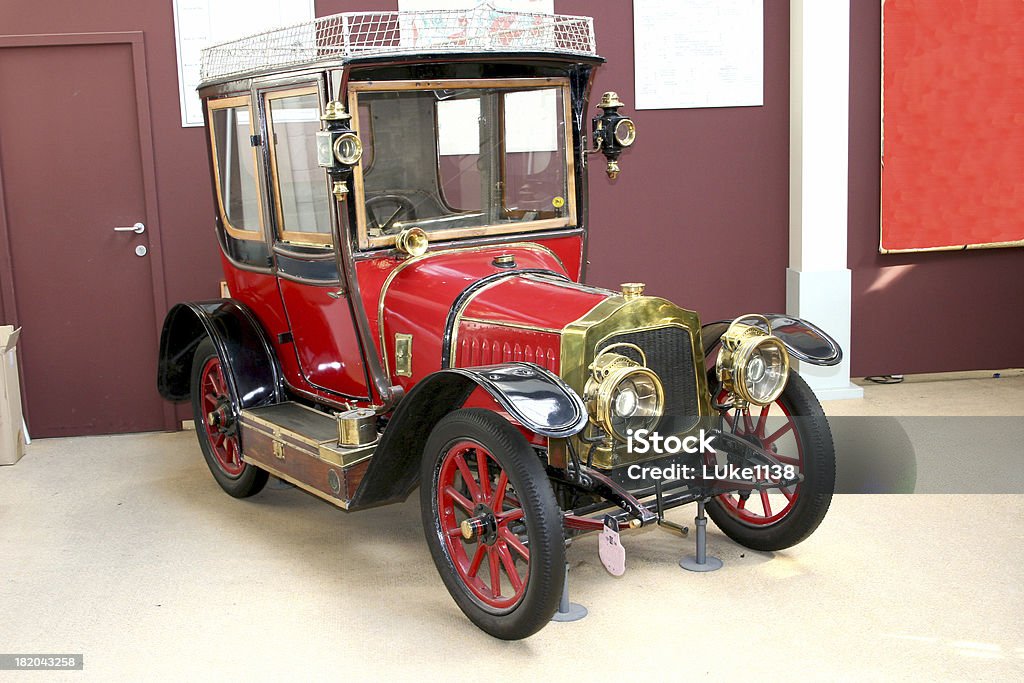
[208,96,263,240]
[436,97,482,211]
[357,102,374,173]
[502,88,564,215]
[265,87,332,246]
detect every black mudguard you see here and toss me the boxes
[156,300,283,409]
[701,314,842,367]
[350,362,587,509]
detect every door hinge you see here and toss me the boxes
[250,134,262,147]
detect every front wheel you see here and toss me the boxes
[706,371,835,551]
[420,409,564,640]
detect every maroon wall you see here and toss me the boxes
[3,0,219,314]
[555,0,792,322]
[848,1,1024,376]
[2,0,223,422]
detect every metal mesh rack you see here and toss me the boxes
[200,3,596,83]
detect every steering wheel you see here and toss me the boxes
[365,194,417,234]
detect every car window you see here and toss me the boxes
[208,96,263,240]
[265,87,333,246]
[350,78,576,250]
[437,97,482,212]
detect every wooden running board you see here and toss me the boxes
[238,402,376,510]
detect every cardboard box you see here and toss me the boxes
[1,325,27,465]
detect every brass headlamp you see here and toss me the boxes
[716,315,790,406]
[584,344,664,442]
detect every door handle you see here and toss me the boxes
[114,222,145,234]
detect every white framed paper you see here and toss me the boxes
[633,0,764,110]
[172,0,315,127]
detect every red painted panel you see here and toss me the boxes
[221,257,362,403]
[278,278,368,399]
[0,43,164,436]
[450,274,608,377]
[358,242,569,386]
[455,324,560,372]
[882,0,1024,251]
[220,258,299,384]
[459,275,607,329]
[222,259,289,336]
[545,233,584,282]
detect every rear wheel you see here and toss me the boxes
[190,338,268,498]
[421,409,564,640]
[706,371,834,551]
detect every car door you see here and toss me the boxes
[261,80,370,402]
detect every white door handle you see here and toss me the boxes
[114,222,145,234]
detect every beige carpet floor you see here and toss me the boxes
[1,371,1022,681]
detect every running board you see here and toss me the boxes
[238,402,377,510]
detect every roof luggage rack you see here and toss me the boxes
[200,2,596,84]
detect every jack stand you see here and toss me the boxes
[550,562,587,622]
[680,499,723,572]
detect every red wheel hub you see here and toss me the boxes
[199,356,245,477]
[436,441,529,610]
[716,391,804,526]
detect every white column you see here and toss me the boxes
[787,0,863,400]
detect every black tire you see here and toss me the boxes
[190,338,268,498]
[706,371,835,551]
[420,409,564,640]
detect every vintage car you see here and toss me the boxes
[157,6,841,640]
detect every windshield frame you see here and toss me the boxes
[347,77,577,251]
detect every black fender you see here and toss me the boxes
[156,300,283,410]
[701,314,842,367]
[350,362,588,509]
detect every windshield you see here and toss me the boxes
[350,78,575,249]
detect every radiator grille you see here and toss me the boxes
[601,326,699,432]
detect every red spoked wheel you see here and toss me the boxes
[190,338,268,498]
[715,397,803,525]
[437,440,529,610]
[421,409,563,640]
[706,371,835,551]
[198,356,244,477]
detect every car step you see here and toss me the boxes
[238,402,377,509]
